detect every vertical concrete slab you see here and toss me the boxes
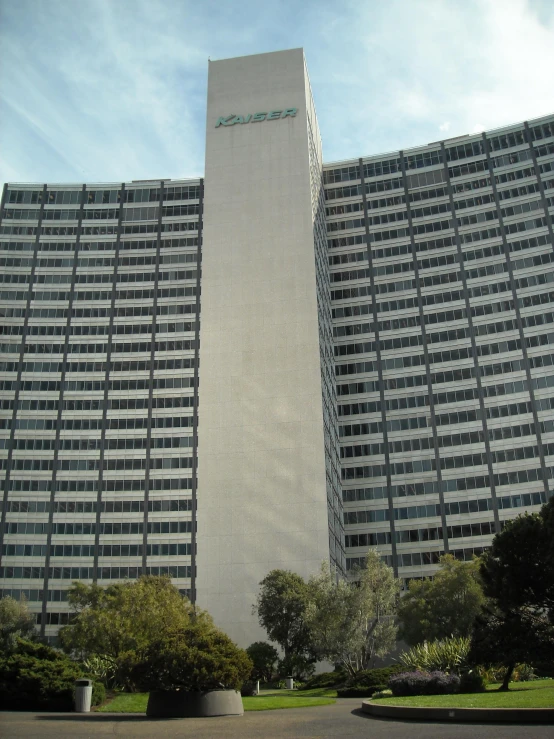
[196,49,331,645]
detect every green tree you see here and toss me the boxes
[58,576,207,687]
[304,551,399,678]
[0,596,37,653]
[131,621,253,692]
[471,499,554,689]
[397,554,486,645]
[245,641,279,682]
[254,570,316,678]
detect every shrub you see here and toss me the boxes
[398,636,470,674]
[240,681,257,697]
[389,670,460,697]
[350,666,403,691]
[337,685,374,698]
[459,670,486,693]
[91,681,106,706]
[245,642,279,682]
[533,662,554,678]
[82,655,120,690]
[372,689,393,699]
[514,663,536,682]
[298,670,346,690]
[131,622,253,692]
[0,638,83,711]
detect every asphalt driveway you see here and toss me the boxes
[1,698,552,739]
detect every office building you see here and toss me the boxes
[1,48,553,645]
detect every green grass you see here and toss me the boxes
[97,688,336,713]
[371,679,554,709]
[97,693,149,713]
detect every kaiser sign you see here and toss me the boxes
[215,108,298,127]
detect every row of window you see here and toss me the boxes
[5,416,194,431]
[1,395,195,412]
[2,499,192,513]
[1,221,198,237]
[0,588,68,602]
[0,565,193,579]
[3,457,193,472]
[0,285,197,302]
[0,252,198,269]
[5,520,193,535]
[0,376,196,392]
[2,436,194,451]
[0,236,198,252]
[323,136,552,188]
[0,269,198,285]
[3,543,193,558]
[1,358,196,373]
[7,478,193,493]
[345,521,497,545]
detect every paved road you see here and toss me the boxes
[1,699,552,738]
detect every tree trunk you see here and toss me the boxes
[498,663,515,691]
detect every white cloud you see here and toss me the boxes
[1,0,553,184]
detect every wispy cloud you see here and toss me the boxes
[1,0,553,186]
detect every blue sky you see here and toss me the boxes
[1,0,553,188]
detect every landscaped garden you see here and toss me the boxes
[370,678,554,708]
[2,498,554,719]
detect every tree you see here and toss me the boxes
[304,551,399,678]
[469,605,554,691]
[246,641,279,682]
[397,554,486,645]
[0,596,37,653]
[254,570,316,678]
[58,576,207,687]
[470,498,554,690]
[131,621,253,692]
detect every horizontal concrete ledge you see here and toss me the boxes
[361,701,554,724]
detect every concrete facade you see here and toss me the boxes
[197,49,340,645]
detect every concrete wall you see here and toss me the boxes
[196,49,331,646]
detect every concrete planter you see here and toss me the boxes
[146,689,244,718]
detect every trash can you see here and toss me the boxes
[74,679,93,713]
[285,676,294,690]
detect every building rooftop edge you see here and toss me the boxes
[5,112,552,189]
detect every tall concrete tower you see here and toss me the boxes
[196,49,344,646]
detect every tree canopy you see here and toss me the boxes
[245,641,279,682]
[0,596,37,653]
[59,576,202,662]
[397,554,486,645]
[304,551,399,677]
[255,569,316,678]
[131,621,253,692]
[469,498,554,690]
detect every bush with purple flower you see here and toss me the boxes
[388,670,460,696]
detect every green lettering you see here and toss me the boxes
[267,111,281,120]
[215,115,235,128]
[281,108,298,119]
[252,112,266,122]
[244,114,252,123]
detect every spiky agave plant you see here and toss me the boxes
[398,635,470,674]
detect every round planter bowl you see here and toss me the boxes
[146,689,244,718]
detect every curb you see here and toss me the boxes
[361,701,554,724]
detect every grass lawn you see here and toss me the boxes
[371,679,554,709]
[97,688,336,713]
